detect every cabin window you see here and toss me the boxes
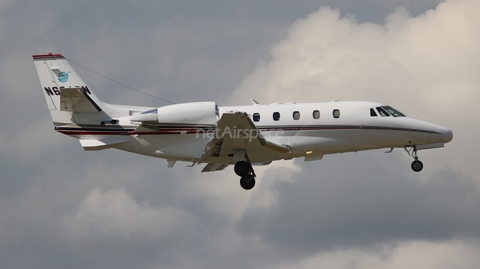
[376,107,390,117]
[370,108,377,117]
[273,112,280,121]
[253,113,260,122]
[333,109,340,118]
[293,111,300,120]
[313,110,320,119]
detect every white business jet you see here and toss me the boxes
[34,53,453,190]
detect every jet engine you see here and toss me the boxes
[130,101,218,126]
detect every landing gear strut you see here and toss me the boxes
[406,146,423,172]
[234,160,256,190]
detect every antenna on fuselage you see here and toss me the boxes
[250,98,259,105]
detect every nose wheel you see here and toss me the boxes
[411,160,423,172]
[234,160,257,190]
[406,146,423,172]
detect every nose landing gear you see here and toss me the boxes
[405,146,423,172]
[411,159,423,172]
[234,160,256,190]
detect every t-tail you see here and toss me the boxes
[33,53,110,126]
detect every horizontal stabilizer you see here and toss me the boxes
[60,87,102,113]
[79,138,129,151]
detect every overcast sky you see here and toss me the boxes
[1,0,480,268]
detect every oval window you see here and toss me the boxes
[273,112,280,121]
[253,113,260,122]
[333,109,340,118]
[293,111,300,120]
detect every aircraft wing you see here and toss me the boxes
[199,111,290,172]
[201,163,229,172]
[60,87,102,113]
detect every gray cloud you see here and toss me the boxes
[237,153,480,255]
[1,0,479,269]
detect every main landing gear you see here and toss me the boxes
[405,146,423,172]
[234,160,256,190]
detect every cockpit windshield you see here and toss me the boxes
[382,106,406,117]
[376,107,390,117]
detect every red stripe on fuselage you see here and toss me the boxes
[56,125,440,136]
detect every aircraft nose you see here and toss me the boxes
[442,128,453,143]
[409,119,453,144]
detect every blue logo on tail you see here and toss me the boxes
[58,72,69,83]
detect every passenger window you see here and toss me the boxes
[312,110,320,119]
[333,109,340,118]
[253,113,260,122]
[376,107,390,117]
[293,111,300,120]
[273,112,280,121]
[370,108,377,117]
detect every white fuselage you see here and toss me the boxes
[56,101,453,165]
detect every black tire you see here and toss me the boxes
[240,175,256,190]
[234,161,250,177]
[411,160,423,172]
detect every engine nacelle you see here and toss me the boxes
[130,102,218,126]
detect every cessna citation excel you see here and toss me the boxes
[34,53,453,190]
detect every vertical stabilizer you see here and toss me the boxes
[33,53,108,125]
